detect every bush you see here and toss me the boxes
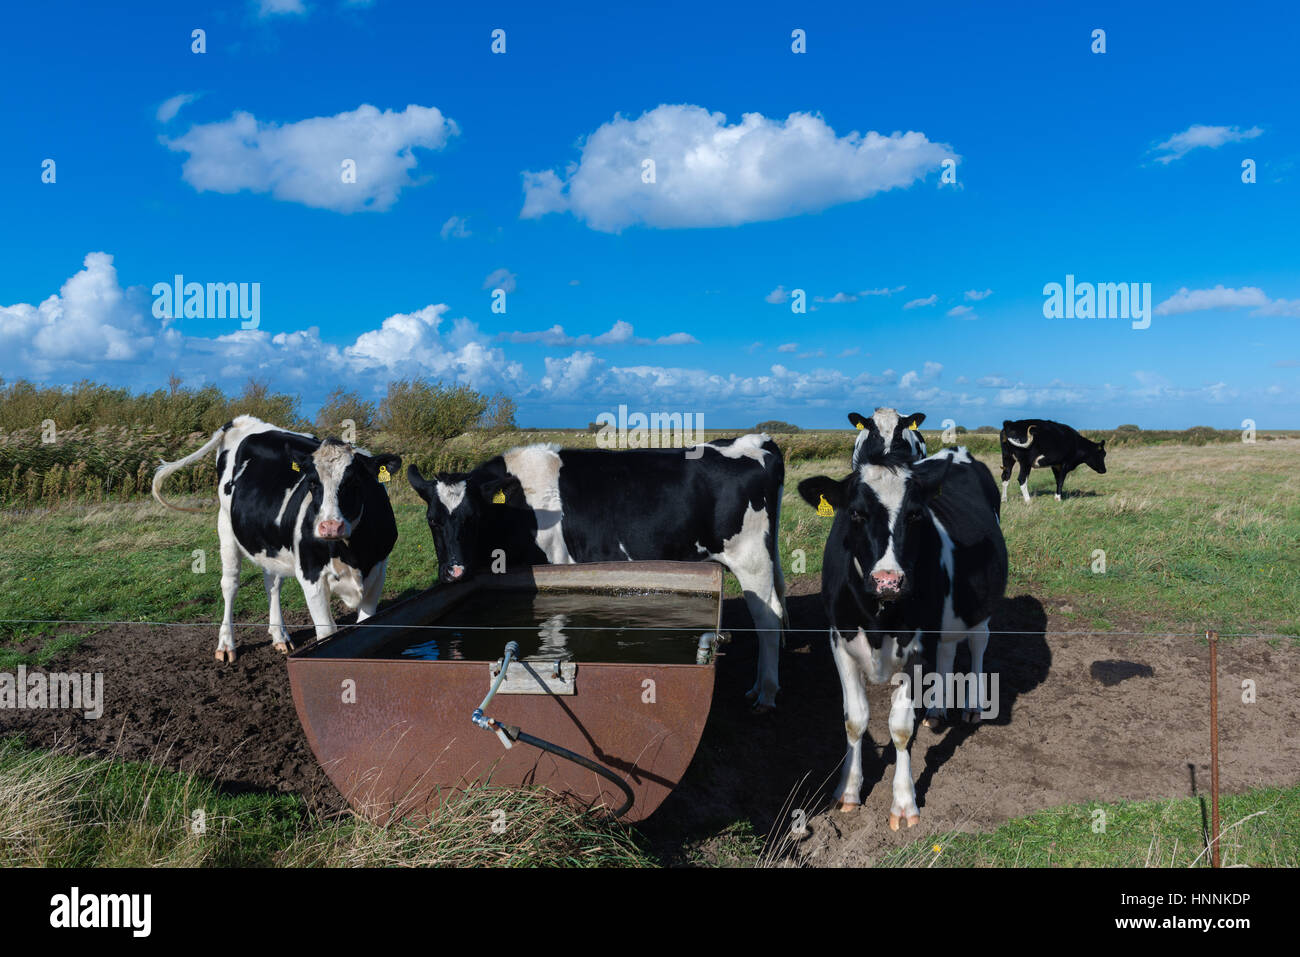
[379,379,488,447]
[1116,424,1141,433]
[316,389,377,443]
[755,420,802,434]
[479,392,518,433]
[974,426,998,433]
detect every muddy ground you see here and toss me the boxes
[4,576,1298,865]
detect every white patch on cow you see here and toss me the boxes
[312,441,357,535]
[326,557,365,609]
[503,444,572,564]
[1005,426,1035,448]
[275,478,302,525]
[1020,481,1031,503]
[928,446,972,465]
[859,463,909,576]
[699,432,770,463]
[852,555,864,578]
[435,480,466,514]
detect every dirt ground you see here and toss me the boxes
[4,576,1299,865]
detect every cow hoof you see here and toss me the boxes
[839,800,860,814]
[923,710,945,731]
[888,812,920,831]
[750,701,776,715]
[961,708,982,724]
[273,641,292,655]
[215,649,235,663]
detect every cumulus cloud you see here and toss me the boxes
[1151,124,1263,164]
[1154,285,1300,318]
[765,286,789,304]
[903,294,937,309]
[163,103,459,213]
[499,320,696,347]
[156,93,200,124]
[521,104,957,232]
[964,288,993,301]
[946,304,976,319]
[482,268,517,294]
[440,215,471,239]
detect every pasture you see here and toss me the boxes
[1,434,1298,866]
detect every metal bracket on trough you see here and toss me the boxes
[490,657,577,695]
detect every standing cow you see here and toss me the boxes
[849,408,927,468]
[406,435,788,711]
[999,418,1107,503]
[153,415,402,662]
[798,446,1007,827]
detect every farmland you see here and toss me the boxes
[2,431,1299,866]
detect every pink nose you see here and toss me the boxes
[450,565,464,580]
[317,520,344,539]
[871,570,903,592]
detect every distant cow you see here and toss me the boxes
[798,446,1007,828]
[153,415,401,662]
[407,435,788,710]
[849,409,927,468]
[999,418,1107,503]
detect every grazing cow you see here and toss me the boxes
[999,418,1106,503]
[407,435,788,710]
[849,409,927,468]
[152,415,401,662]
[798,446,1007,827]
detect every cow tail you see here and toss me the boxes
[152,427,226,513]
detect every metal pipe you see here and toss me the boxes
[1208,630,1220,869]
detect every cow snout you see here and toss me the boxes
[441,564,466,584]
[871,570,904,595]
[316,519,345,540]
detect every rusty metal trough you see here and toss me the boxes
[287,561,723,823]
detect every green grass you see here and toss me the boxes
[879,783,1300,868]
[0,737,652,867]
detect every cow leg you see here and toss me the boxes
[216,510,241,663]
[299,573,337,640]
[356,559,387,621]
[1052,465,1066,501]
[999,446,1014,502]
[830,629,869,811]
[888,670,920,829]
[264,570,292,653]
[924,635,959,729]
[1017,459,1032,503]
[962,620,990,722]
[731,551,783,711]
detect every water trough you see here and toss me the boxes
[287,561,725,823]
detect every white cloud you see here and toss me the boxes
[903,294,937,309]
[500,320,696,347]
[765,286,789,304]
[814,292,858,304]
[946,305,976,319]
[1155,285,1300,318]
[521,104,957,232]
[163,103,459,213]
[258,0,307,16]
[482,268,517,294]
[964,288,993,301]
[440,215,471,239]
[1151,124,1263,164]
[777,343,798,353]
[861,286,905,297]
[156,93,200,124]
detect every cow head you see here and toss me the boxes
[285,439,401,542]
[407,465,519,584]
[1086,438,1107,474]
[849,408,927,467]
[799,455,952,607]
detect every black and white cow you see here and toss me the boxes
[798,446,1007,828]
[152,415,402,662]
[999,418,1107,503]
[407,435,788,710]
[849,408,927,468]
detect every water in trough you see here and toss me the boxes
[368,589,719,665]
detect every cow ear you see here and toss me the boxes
[357,452,402,484]
[285,442,315,473]
[798,476,845,512]
[406,464,434,501]
[478,474,522,505]
[847,412,869,431]
[902,412,926,430]
[911,456,954,502]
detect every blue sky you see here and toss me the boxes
[1,0,1297,427]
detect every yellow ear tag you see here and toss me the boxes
[908,421,919,431]
[817,494,834,517]
[492,489,506,504]
[855,421,865,430]
[378,465,391,483]
[291,461,300,472]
